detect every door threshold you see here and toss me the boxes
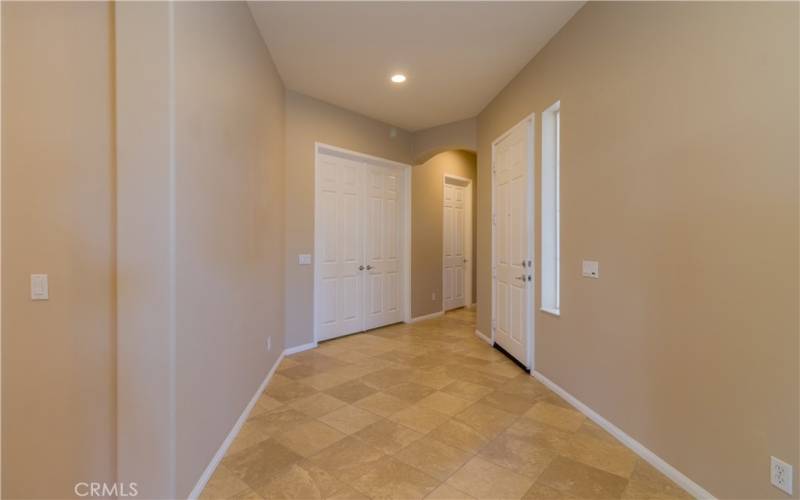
[493,343,530,373]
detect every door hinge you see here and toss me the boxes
[492,213,497,225]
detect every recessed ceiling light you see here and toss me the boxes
[391,74,407,84]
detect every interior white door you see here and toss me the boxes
[443,182,466,311]
[316,154,364,341]
[363,164,403,330]
[493,119,533,367]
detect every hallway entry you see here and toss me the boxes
[314,144,411,341]
[443,175,472,311]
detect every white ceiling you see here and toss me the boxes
[248,2,584,131]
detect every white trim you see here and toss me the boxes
[540,307,561,317]
[491,113,536,370]
[532,370,715,500]
[406,310,444,323]
[313,142,413,342]
[403,165,412,323]
[474,329,492,345]
[283,341,318,356]
[442,174,473,313]
[188,352,285,499]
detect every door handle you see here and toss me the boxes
[515,275,526,281]
[358,265,365,271]
[366,265,373,270]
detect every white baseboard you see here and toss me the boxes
[474,329,492,345]
[188,352,285,499]
[531,370,715,500]
[283,341,318,356]
[406,310,444,323]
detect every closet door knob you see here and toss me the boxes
[358,265,365,271]
[366,265,373,270]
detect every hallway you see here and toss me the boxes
[202,309,688,499]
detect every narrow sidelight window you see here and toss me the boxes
[541,101,560,315]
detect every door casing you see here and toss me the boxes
[313,143,412,342]
[491,114,536,370]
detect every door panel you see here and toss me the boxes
[443,181,467,311]
[316,154,364,340]
[493,120,533,367]
[364,164,403,330]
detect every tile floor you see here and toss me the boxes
[202,308,690,499]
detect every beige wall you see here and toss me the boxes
[284,91,413,348]
[476,3,799,498]
[1,2,116,498]
[174,2,286,496]
[412,118,477,164]
[411,150,477,318]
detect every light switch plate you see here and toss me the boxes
[31,274,48,300]
[771,456,793,495]
[298,254,312,265]
[582,260,599,279]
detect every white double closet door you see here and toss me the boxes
[316,151,404,342]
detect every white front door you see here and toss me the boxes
[315,149,406,341]
[493,118,534,367]
[363,164,404,330]
[443,182,466,311]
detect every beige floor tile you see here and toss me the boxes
[278,358,302,371]
[265,376,319,403]
[478,390,539,415]
[361,367,415,390]
[228,407,309,455]
[222,438,304,491]
[446,456,535,500]
[303,371,360,391]
[427,420,489,454]
[200,464,250,499]
[354,391,411,418]
[441,381,494,402]
[319,405,382,434]
[384,382,437,402]
[535,456,629,499]
[350,455,441,500]
[454,402,518,439]
[255,460,362,500]
[621,460,692,499]
[273,419,347,457]
[479,432,557,480]
[521,482,566,499]
[289,392,347,418]
[394,437,473,482]
[425,483,475,500]
[203,309,682,500]
[417,392,474,416]
[229,486,264,499]
[407,368,455,390]
[354,419,423,454]
[560,431,638,478]
[524,402,585,432]
[308,436,386,483]
[253,394,284,415]
[390,405,450,434]
[325,380,378,404]
[505,417,572,454]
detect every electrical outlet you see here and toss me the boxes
[771,456,793,495]
[266,336,272,352]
